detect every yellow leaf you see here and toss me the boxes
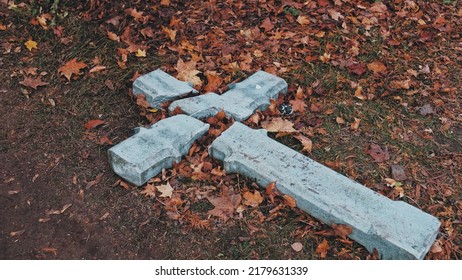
[24,40,37,52]
[136,49,146,57]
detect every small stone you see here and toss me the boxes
[419,104,434,116]
[391,164,407,181]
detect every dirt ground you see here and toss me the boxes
[1,0,461,260]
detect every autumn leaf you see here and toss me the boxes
[328,10,344,21]
[162,26,177,42]
[390,79,411,90]
[294,134,312,153]
[135,49,146,57]
[175,58,202,86]
[289,99,307,113]
[107,31,120,42]
[296,15,310,25]
[89,65,107,73]
[350,118,361,131]
[160,0,171,6]
[366,143,390,163]
[260,17,274,32]
[367,61,387,74]
[261,118,297,135]
[243,190,264,208]
[157,182,174,198]
[332,223,353,239]
[10,229,26,237]
[24,39,37,51]
[265,181,278,204]
[141,184,157,197]
[283,194,297,208]
[207,188,241,222]
[19,76,48,89]
[204,70,223,92]
[316,239,329,258]
[84,119,105,129]
[58,58,88,81]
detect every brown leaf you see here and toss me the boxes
[328,10,344,21]
[294,134,312,153]
[296,15,310,26]
[19,76,48,89]
[175,58,202,86]
[289,99,307,113]
[10,229,25,237]
[207,188,241,222]
[58,58,87,81]
[367,61,387,74]
[107,31,120,42]
[260,17,274,32]
[283,194,297,208]
[265,181,278,204]
[204,71,222,92]
[350,118,361,131]
[261,118,297,135]
[390,79,411,90]
[316,239,329,258]
[85,173,103,189]
[160,0,171,6]
[332,223,353,239]
[243,190,264,208]
[366,143,390,163]
[141,184,157,197]
[162,26,177,42]
[89,65,107,73]
[84,119,105,129]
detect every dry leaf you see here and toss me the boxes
[89,65,107,73]
[261,118,297,134]
[135,49,146,57]
[329,10,344,21]
[84,119,105,129]
[204,70,222,92]
[58,58,88,81]
[107,31,120,42]
[175,58,202,86]
[332,223,353,239]
[24,39,37,51]
[19,76,48,89]
[283,194,297,208]
[265,181,278,204]
[289,99,307,113]
[207,188,241,222]
[350,118,361,130]
[367,61,387,74]
[160,0,171,6]
[40,247,58,256]
[291,242,303,252]
[294,134,313,153]
[243,190,264,208]
[366,143,390,163]
[390,79,411,90]
[296,15,310,25]
[260,17,274,32]
[316,239,329,258]
[141,184,157,197]
[162,26,177,42]
[10,229,25,237]
[157,182,174,198]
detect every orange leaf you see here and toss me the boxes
[89,65,107,73]
[367,61,387,74]
[332,223,353,239]
[316,239,329,258]
[58,58,87,81]
[294,134,312,153]
[297,15,310,25]
[265,181,278,204]
[289,99,307,113]
[84,119,105,129]
[243,190,264,208]
[204,70,223,92]
[283,194,297,208]
[107,31,120,42]
[260,17,274,32]
[261,118,297,135]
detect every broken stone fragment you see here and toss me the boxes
[133,69,198,109]
[108,115,209,186]
[168,71,288,121]
[209,122,440,259]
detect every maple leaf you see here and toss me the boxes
[289,99,307,113]
[294,134,312,153]
[296,15,310,25]
[58,58,87,81]
[24,39,37,51]
[207,188,241,222]
[19,76,48,89]
[332,223,353,239]
[367,61,387,74]
[204,70,223,92]
[135,49,146,57]
[261,118,297,136]
[157,182,174,198]
[316,239,329,258]
[141,184,157,197]
[283,194,297,208]
[243,190,264,208]
[175,58,202,86]
[162,26,177,42]
[366,143,390,163]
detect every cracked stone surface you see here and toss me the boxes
[168,71,288,121]
[209,122,440,259]
[133,69,197,108]
[108,115,209,186]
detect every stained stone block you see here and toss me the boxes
[168,71,288,121]
[133,69,197,108]
[108,115,209,186]
[209,122,440,259]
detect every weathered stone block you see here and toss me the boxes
[108,115,209,186]
[133,69,197,108]
[168,71,288,121]
[209,122,440,259]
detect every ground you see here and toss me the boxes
[0,0,461,260]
